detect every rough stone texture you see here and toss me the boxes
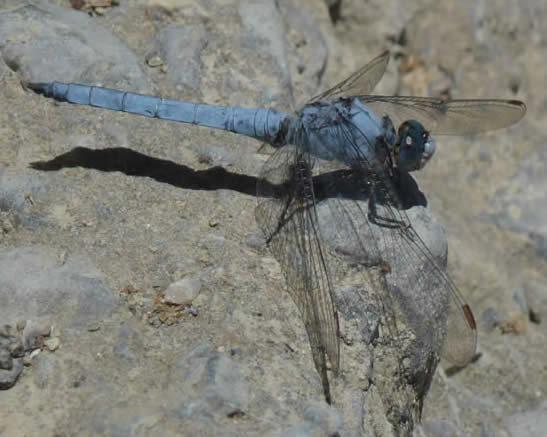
[0,1,150,91]
[0,0,545,435]
[158,24,208,94]
[504,406,547,437]
[0,246,118,328]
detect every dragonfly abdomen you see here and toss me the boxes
[28,82,289,145]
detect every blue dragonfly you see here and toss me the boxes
[28,51,526,404]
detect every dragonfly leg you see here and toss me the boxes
[367,189,406,229]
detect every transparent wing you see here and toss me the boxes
[255,131,477,406]
[359,96,526,135]
[321,184,478,367]
[315,117,478,367]
[314,167,477,367]
[309,51,390,103]
[394,216,478,366]
[256,144,340,403]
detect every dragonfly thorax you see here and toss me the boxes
[292,98,397,170]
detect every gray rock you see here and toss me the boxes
[113,323,142,361]
[159,24,208,93]
[183,305,199,316]
[0,0,150,91]
[94,204,114,221]
[171,343,250,419]
[0,358,23,390]
[335,285,381,345]
[0,169,47,213]
[245,232,267,250]
[504,407,547,437]
[316,194,448,433]
[237,0,291,103]
[32,354,56,389]
[481,308,500,331]
[0,246,118,328]
[278,1,329,103]
[0,169,49,231]
[0,0,544,435]
[298,400,344,434]
[113,343,136,361]
[484,147,547,261]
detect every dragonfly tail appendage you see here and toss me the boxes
[27,82,53,97]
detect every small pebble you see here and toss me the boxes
[87,322,101,332]
[24,350,40,366]
[57,250,68,266]
[529,308,541,324]
[164,277,202,305]
[147,56,164,67]
[481,308,500,331]
[44,337,60,352]
[0,324,15,337]
[184,305,199,317]
[513,287,529,314]
[499,313,527,334]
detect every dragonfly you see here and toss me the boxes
[28,51,526,404]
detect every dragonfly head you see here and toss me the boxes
[395,120,436,172]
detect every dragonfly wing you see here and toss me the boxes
[313,116,478,367]
[255,144,340,403]
[316,166,478,368]
[308,51,390,103]
[394,219,478,366]
[359,96,526,135]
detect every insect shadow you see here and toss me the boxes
[30,145,427,211]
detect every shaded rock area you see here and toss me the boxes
[1,0,546,435]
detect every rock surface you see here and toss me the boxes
[0,0,545,435]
